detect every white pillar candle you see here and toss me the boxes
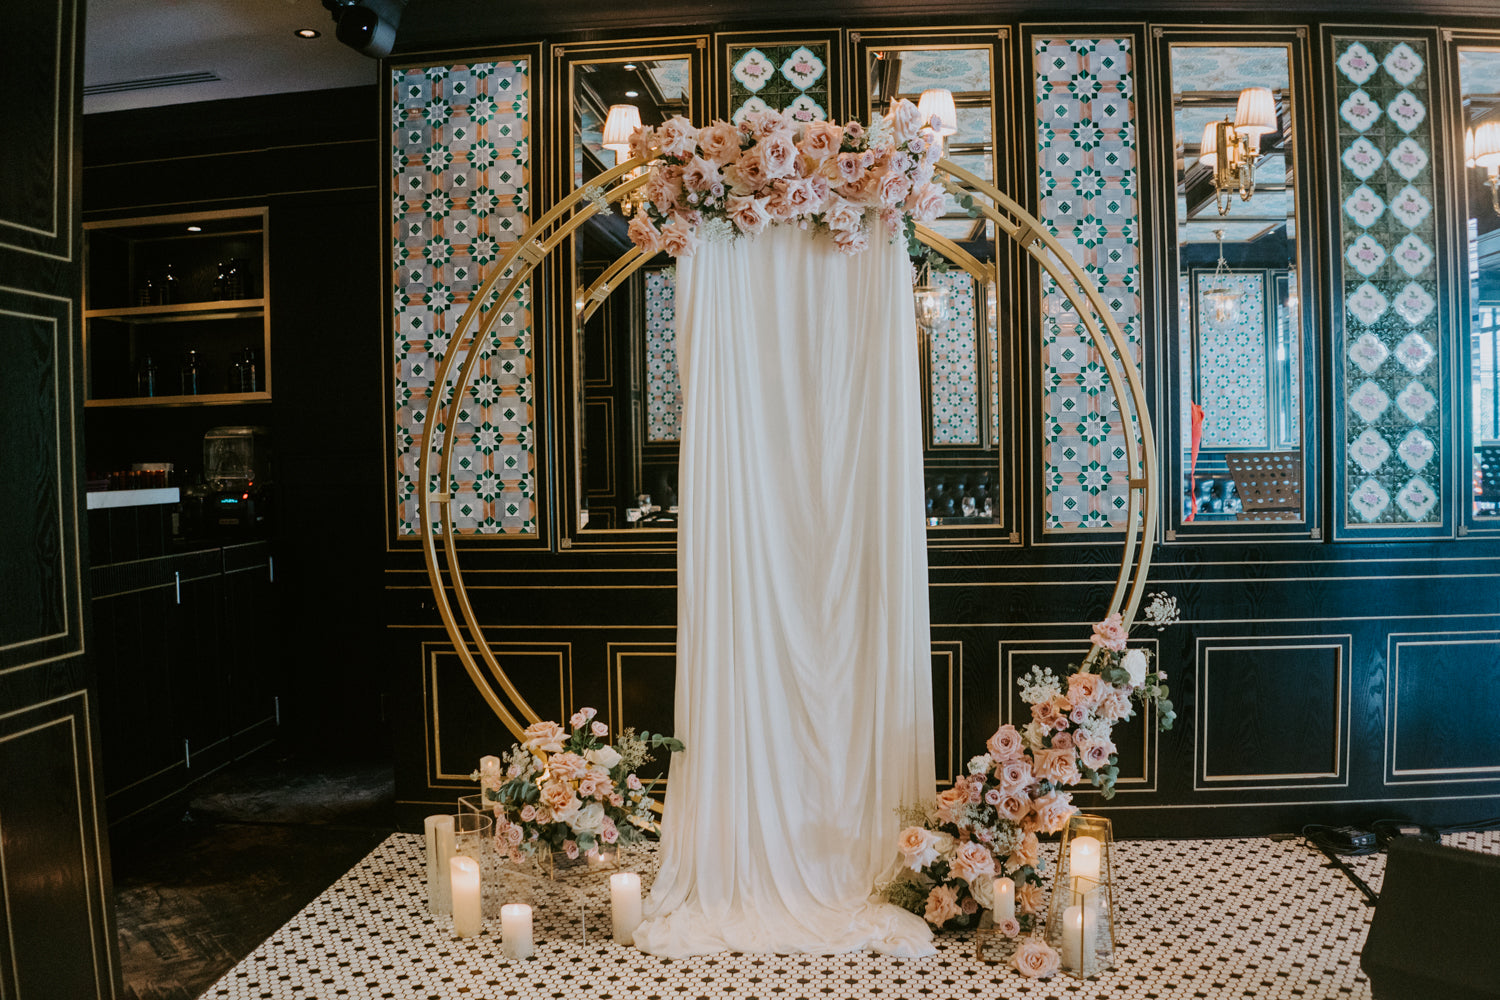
[450,855,482,938]
[1061,903,1088,972]
[501,903,534,959]
[1070,835,1102,886]
[610,872,643,944]
[479,755,501,781]
[425,814,454,914]
[991,876,1015,921]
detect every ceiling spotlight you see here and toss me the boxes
[625,90,639,98]
[321,0,406,58]
[186,225,202,232]
[622,63,637,71]
[295,28,321,39]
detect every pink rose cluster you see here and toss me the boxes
[622,100,948,258]
[484,709,683,865]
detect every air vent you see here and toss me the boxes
[84,71,221,97]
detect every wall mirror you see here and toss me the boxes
[1459,45,1500,523]
[1167,39,1306,526]
[559,44,699,533]
[862,36,1007,528]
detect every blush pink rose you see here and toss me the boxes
[996,790,1029,822]
[987,724,1024,761]
[1097,688,1134,722]
[889,98,925,142]
[1031,699,1066,732]
[898,826,939,870]
[739,109,788,138]
[934,784,970,823]
[539,781,578,819]
[999,759,1033,791]
[984,787,1002,806]
[843,120,866,143]
[725,145,772,193]
[1016,881,1046,915]
[625,773,643,791]
[1077,733,1116,771]
[950,840,996,885]
[835,150,872,184]
[1034,747,1080,787]
[1067,672,1103,711]
[1013,936,1060,979]
[522,720,566,754]
[646,164,684,213]
[681,155,724,195]
[1030,788,1076,834]
[506,823,524,846]
[660,216,698,257]
[799,120,844,163]
[757,131,799,178]
[591,721,609,738]
[519,803,537,822]
[822,195,863,233]
[547,751,588,782]
[601,818,619,843]
[563,839,580,860]
[569,707,597,728]
[654,115,700,158]
[1008,831,1040,870]
[998,915,1021,937]
[838,167,883,205]
[627,213,663,254]
[832,226,870,255]
[905,180,946,222]
[876,168,912,208]
[923,884,962,927]
[726,193,772,235]
[696,122,742,165]
[626,126,656,163]
[1091,612,1128,652]
[1050,730,1075,751]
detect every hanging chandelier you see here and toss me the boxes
[913,255,950,333]
[1201,229,1240,324]
[1199,86,1277,217]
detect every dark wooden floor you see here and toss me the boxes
[110,752,396,1000]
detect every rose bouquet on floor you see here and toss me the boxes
[615,99,949,258]
[477,707,683,864]
[881,596,1179,978]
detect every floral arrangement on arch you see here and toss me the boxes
[881,593,1180,979]
[477,708,684,864]
[618,99,949,258]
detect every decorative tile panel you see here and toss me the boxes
[1196,271,1269,449]
[1033,37,1143,530]
[644,270,682,443]
[1331,36,1441,525]
[929,271,980,446]
[392,61,535,535]
[726,43,829,124]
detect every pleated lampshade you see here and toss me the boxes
[602,104,643,163]
[917,88,958,137]
[1234,87,1277,141]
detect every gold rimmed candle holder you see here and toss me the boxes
[1044,813,1117,978]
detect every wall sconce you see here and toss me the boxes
[602,103,647,216]
[1468,121,1500,215]
[917,88,959,138]
[1201,229,1240,324]
[1199,86,1277,216]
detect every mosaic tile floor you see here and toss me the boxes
[199,830,1499,999]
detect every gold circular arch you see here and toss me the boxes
[420,153,1158,737]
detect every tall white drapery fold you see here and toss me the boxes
[633,223,937,958]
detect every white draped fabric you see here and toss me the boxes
[632,223,937,958]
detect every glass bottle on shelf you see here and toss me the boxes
[227,353,243,391]
[239,346,258,392]
[156,263,178,305]
[137,276,154,307]
[181,349,200,395]
[137,355,158,396]
[213,261,227,300]
[225,259,245,299]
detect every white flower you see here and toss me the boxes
[572,801,606,834]
[967,753,994,775]
[1121,649,1148,687]
[587,745,622,770]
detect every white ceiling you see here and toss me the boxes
[84,0,378,115]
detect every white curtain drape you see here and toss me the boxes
[632,223,937,958]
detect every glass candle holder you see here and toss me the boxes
[1045,813,1117,978]
[452,812,498,920]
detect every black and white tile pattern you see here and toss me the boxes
[199,831,1499,999]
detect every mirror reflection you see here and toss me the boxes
[571,57,690,530]
[1170,44,1304,523]
[1460,47,1500,521]
[573,44,1008,530]
[867,45,1002,525]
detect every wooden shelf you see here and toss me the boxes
[85,298,265,322]
[85,391,272,409]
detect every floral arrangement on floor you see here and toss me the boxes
[477,708,684,864]
[616,99,950,258]
[881,593,1180,978]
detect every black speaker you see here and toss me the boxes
[1362,837,1500,999]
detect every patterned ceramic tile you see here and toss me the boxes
[392,60,535,536]
[727,42,830,124]
[1196,272,1269,449]
[929,271,980,446]
[196,830,1500,1000]
[1033,36,1143,531]
[644,271,681,443]
[1332,36,1442,525]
